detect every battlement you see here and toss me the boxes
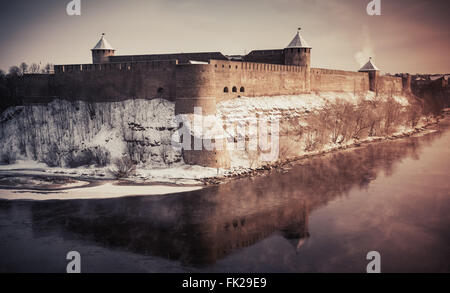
[54,59,179,74]
[29,58,409,110]
[311,68,370,93]
[209,59,307,73]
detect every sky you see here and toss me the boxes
[0,0,448,74]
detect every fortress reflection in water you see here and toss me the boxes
[26,132,432,266]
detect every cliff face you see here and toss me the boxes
[0,92,419,170]
[214,92,417,168]
[0,99,182,167]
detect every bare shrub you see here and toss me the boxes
[66,147,110,168]
[322,100,354,144]
[110,156,136,179]
[279,143,295,160]
[43,144,61,167]
[247,149,260,168]
[366,97,384,137]
[382,97,402,135]
[304,128,321,151]
[126,142,145,163]
[67,150,93,168]
[406,103,422,128]
[160,144,172,166]
[91,147,111,167]
[1,152,16,165]
[350,101,371,139]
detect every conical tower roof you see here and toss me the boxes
[286,29,311,49]
[359,57,379,71]
[92,33,115,51]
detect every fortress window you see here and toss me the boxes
[232,86,237,93]
[224,87,229,93]
[157,87,164,94]
[240,87,245,93]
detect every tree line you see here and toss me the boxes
[7,62,54,76]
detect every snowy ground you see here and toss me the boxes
[0,181,202,201]
[0,160,220,183]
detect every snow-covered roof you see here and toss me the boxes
[359,58,379,72]
[92,34,115,51]
[286,30,311,49]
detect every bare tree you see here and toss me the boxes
[19,62,28,75]
[29,63,40,73]
[8,66,21,76]
[351,101,371,139]
[44,63,53,74]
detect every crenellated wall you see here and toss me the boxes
[210,60,309,102]
[311,68,370,93]
[52,60,178,102]
[174,60,310,114]
[376,75,404,94]
[27,60,407,110]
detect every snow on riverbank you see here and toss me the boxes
[217,92,410,120]
[0,182,202,201]
[0,160,221,183]
[0,98,180,167]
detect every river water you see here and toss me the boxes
[0,119,449,273]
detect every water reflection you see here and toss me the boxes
[21,129,443,267]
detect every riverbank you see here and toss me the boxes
[0,110,447,201]
[201,110,449,185]
[0,177,202,200]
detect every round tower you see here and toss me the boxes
[358,57,380,92]
[284,28,311,68]
[91,33,115,64]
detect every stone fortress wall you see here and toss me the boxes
[22,59,406,108]
[16,32,412,168]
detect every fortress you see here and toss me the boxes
[19,30,413,168]
[22,30,411,110]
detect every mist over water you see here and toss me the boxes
[0,119,449,273]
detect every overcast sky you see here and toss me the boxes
[0,0,448,74]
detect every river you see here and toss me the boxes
[0,119,449,273]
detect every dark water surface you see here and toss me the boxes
[0,122,449,273]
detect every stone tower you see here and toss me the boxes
[358,57,380,92]
[91,33,115,64]
[284,29,311,68]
